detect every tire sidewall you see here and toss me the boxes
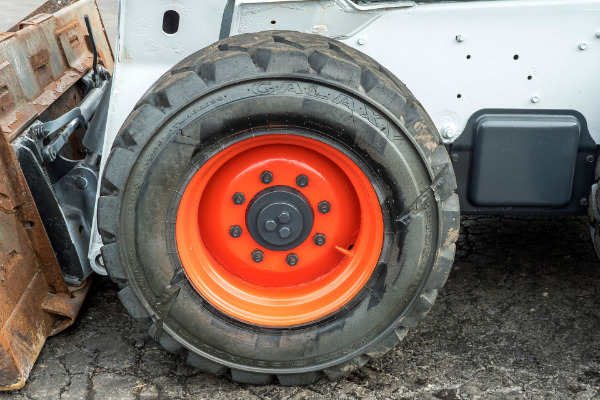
[117,77,441,373]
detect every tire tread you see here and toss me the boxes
[99,30,459,384]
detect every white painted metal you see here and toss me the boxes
[89,0,228,273]
[230,0,600,144]
[89,0,600,271]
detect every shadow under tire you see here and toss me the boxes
[98,31,460,385]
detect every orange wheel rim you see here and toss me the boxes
[176,134,384,326]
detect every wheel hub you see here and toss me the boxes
[175,133,384,326]
[246,186,313,251]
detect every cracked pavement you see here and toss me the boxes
[2,215,600,399]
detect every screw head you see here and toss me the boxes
[233,192,245,205]
[278,211,291,223]
[279,227,291,238]
[229,225,242,238]
[260,171,273,184]
[357,37,366,45]
[531,95,540,103]
[286,253,298,266]
[318,201,330,214]
[296,174,309,188]
[252,249,264,263]
[314,233,326,246]
[579,42,588,50]
[455,34,464,42]
[587,155,595,163]
[581,198,589,206]
[264,219,277,231]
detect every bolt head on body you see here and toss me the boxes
[229,225,242,238]
[579,42,588,50]
[314,233,326,246]
[296,174,309,188]
[233,192,245,205]
[252,249,264,263]
[286,253,298,266]
[260,171,273,184]
[441,125,457,140]
[318,201,330,214]
[75,176,88,189]
[455,34,464,42]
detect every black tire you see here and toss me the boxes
[98,31,460,385]
[589,166,600,257]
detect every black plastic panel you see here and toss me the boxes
[470,115,580,207]
[449,110,597,215]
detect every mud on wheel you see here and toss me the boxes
[98,31,459,385]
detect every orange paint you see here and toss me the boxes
[176,135,383,326]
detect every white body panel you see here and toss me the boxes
[89,0,600,272]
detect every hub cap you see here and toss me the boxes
[176,133,384,326]
[246,186,313,251]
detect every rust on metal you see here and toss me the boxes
[0,123,68,390]
[43,280,92,336]
[8,1,79,33]
[0,0,113,142]
[0,0,113,390]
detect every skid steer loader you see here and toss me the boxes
[1,0,599,389]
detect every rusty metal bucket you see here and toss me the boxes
[0,0,113,390]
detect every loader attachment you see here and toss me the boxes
[0,129,90,390]
[0,0,113,390]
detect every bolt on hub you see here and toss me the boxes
[229,225,242,238]
[318,201,330,214]
[314,233,326,246]
[296,174,309,188]
[252,249,264,263]
[232,192,245,205]
[260,171,273,184]
[286,253,299,266]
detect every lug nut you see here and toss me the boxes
[314,233,326,246]
[279,227,291,238]
[229,225,242,238]
[278,211,291,223]
[260,171,273,184]
[318,201,330,214]
[232,192,245,205]
[296,174,309,188]
[286,253,298,266]
[264,219,277,231]
[252,249,264,263]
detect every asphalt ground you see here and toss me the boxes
[2,215,600,399]
[3,2,600,399]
